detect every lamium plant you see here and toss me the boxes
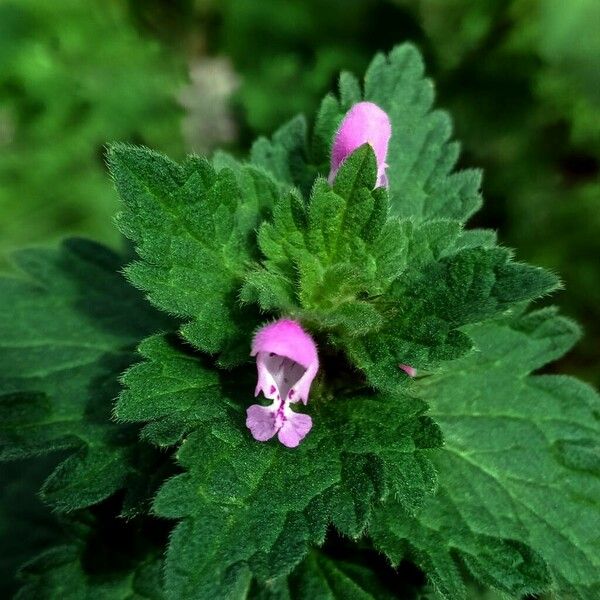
[1,44,598,600]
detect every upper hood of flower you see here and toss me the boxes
[251,318,318,370]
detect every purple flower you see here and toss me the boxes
[329,101,392,188]
[246,319,319,448]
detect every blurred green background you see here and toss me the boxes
[0,0,598,596]
[1,0,598,378]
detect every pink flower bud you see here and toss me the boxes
[246,319,319,448]
[329,101,392,188]
[399,364,417,377]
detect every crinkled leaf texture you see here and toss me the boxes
[117,334,441,599]
[0,239,172,511]
[245,167,557,392]
[242,145,404,336]
[370,308,600,599]
[252,43,482,223]
[109,145,278,366]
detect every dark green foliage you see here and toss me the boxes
[212,0,393,136]
[0,459,65,597]
[0,239,172,511]
[363,46,482,221]
[248,550,411,599]
[15,545,164,600]
[344,243,558,392]
[370,308,600,599]
[117,334,440,598]
[116,335,222,447]
[109,145,278,366]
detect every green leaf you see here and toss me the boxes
[344,243,559,393]
[364,44,483,221]
[249,551,403,599]
[252,44,481,222]
[115,335,222,447]
[108,144,278,366]
[0,239,171,511]
[253,43,481,224]
[15,545,164,600]
[251,115,315,195]
[371,308,600,599]
[116,334,440,599]
[243,145,404,336]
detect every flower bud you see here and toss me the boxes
[329,101,392,188]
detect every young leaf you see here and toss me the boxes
[0,239,171,511]
[250,115,315,195]
[371,308,600,599]
[108,144,278,366]
[255,42,482,225]
[243,145,405,336]
[117,334,440,599]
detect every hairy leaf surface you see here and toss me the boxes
[371,308,600,599]
[254,44,481,224]
[109,144,278,366]
[117,334,440,599]
[243,145,406,336]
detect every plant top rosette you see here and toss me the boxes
[1,45,598,600]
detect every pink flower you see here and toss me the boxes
[399,364,417,377]
[246,319,319,448]
[329,101,392,188]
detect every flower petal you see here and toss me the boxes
[290,361,319,405]
[254,353,282,400]
[246,402,279,442]
[277,409,313,448]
